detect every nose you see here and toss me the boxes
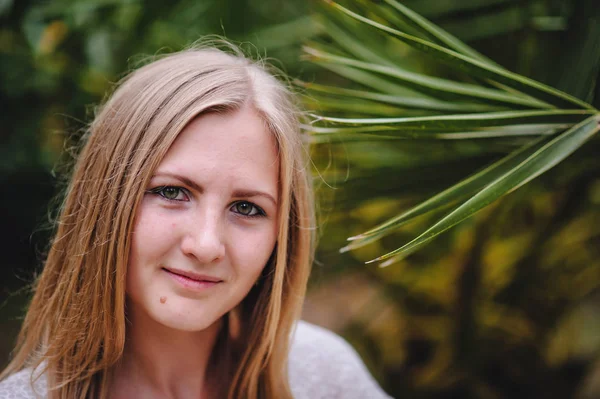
[180,212,225,264]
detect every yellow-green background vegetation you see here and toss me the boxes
[1,1,600,398]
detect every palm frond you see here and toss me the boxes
[305,0,600,264]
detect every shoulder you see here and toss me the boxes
[0,368,47,399]
[288,321,392,399]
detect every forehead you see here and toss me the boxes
[156,106,280,196]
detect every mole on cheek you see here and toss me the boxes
[160,296,167,304]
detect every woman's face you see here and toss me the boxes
[127,106,279,332]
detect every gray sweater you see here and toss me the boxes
[0,321,391,398]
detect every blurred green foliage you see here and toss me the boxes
[2,1,600,398]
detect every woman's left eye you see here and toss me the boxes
[231,201,265,217]
[148,186,189,201]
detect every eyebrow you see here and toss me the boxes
[151,172,278,206]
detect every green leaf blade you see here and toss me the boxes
[299,81,506,112]
[380,0,500,66]
[305,46,552,109]
[347,134,553,246]
[313,110,594,131]
[368,114,600,263]
[326,0,596,111]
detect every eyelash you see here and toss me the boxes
[231,201,266,218]
[147,186,267,218]
[148,186,189,201]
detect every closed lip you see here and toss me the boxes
[162,267,223,283]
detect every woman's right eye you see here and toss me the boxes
[148,186,189,202]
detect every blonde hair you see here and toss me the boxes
[1,43,315,398]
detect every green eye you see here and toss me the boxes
[232,201,264,217]
[162,187,180,200]
[149,186,188,201]
[235,202,253,215]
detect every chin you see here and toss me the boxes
[167,319,219,332]
[151,309,219,333]
[148,300,224,333]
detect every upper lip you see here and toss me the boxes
[163,267,223,282]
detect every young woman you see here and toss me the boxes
[0,44,390,399]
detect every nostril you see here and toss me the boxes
[180,231,225,263]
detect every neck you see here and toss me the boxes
[111,303,222,399]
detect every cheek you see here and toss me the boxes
[127,203,171,290]
[232,225,278,280]
[132,204,164,246]
[130,203,175,259]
